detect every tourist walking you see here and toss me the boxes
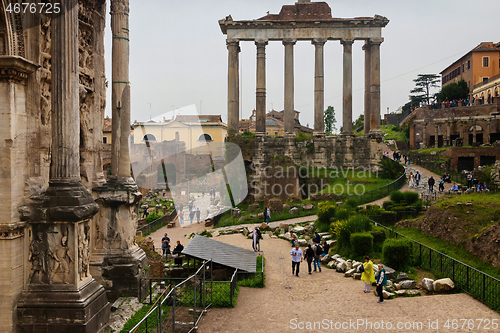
[361,256,375,293]
[305,244,315,275]
[189,207,195,224]
[375,264,387,303]
[415,171,421,187]
[161,233,170,256]
[313,241,322,272]
[179,211,184,224]
[438,177,445,192]
[290,244,303,277]
[266,207,271,224]
[263,207,268,223]
[467,173,473,188]
[428,176,435,193]
[408,172,416,188]
[196,208,201,223]
[252,226,262,252]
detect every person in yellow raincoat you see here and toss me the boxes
[361,255,375,293]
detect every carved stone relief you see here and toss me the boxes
[49,227,73,284]
[78,224,90,280]
[28,230,49,284]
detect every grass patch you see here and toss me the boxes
[119,295,167,333]
[381,124,405,142]
[391,227,500,280]
[238,256,265,288]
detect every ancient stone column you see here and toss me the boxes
[227,39,240,135]
[363,42,371,135]
[256,40,268,133]
[447,121,451,144]
[368,38,384,138]
[283,39,296,135]
[17,1,109,331]
[422,124,427,148]
[111,0,133,180]
[434,123,439,148]
[313,38,327,134]
[89,0,148,301]
[342,38,354,135]
[473,120,477,144]
[487,119,491,144]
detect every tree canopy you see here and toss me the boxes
[436,79,469,102]
[324,106,337,134]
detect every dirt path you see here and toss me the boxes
[197,234,500,333]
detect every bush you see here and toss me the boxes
[403,191,419,205]
[144,213,162,224]
[345,197,358,208]
[382,238,413,270]
[317,202,336,225]
[350,232,374,257]
[332,215,371,250]
[370,226,387,245]
[390,191,405,203]
[334,206,352,221]
[382,200,394,211]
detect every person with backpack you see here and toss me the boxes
[252,226,262,252]
[304,244,315,275]
[360,256,375,293]
[290,243,303,277]
[438,177,445,192]
[313,241,322,272]
[428,176,435,193]
[375,263,388,303]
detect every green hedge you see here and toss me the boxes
[390,191,405,203]
[345,198,358,208]
[403,191,419,205]
[317,202,336,225]
[350,232,373,257]
[382,238,413,270]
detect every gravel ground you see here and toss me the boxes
[197,234,500,333]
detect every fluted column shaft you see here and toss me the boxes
[255,41,267,133]
[435,123,439,148]
[50,0,80,182]
[473,120,477,143]
[111,0,132,178]
[283,39,296,134]
[342,39,354,135]
[227,39,240,134]
[313,39,326,134]
[363,42,371,134]
[369,38,383,137]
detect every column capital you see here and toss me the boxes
[362,41,371,51]
[226,39,240,46]
[282,38,297,46]
[369,37,384,45]
[340,38,354,46]
[255,39,269,47]
[311,38,327,46]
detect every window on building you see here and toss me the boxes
[462,64,464,72]
[467,59,471,70]
[103,136,107,144]
[483,77,489,84]
[483,57,489,67]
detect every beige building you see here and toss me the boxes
[440,42,500,99]
[240,110,313,136]
[133,114,227,157]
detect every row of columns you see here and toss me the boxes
[227,38,384,137]
[422,119,493,148]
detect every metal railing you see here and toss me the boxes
[138,209,177,236]
[129,260,212,333]
[373,220,500,313]
[340,169,407,206]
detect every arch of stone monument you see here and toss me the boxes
[219,0,388,138]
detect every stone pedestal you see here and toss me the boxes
[91,181,149,301]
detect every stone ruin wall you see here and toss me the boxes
[251,135,384,202]
[0,1,107,331]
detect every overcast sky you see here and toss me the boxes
[104,0,499,130]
